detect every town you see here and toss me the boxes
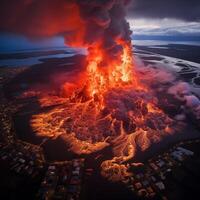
[123,139,200,200]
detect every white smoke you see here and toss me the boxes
[168,82,200,121]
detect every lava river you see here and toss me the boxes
[30,42,177,182]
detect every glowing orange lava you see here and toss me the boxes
[85,41,145,106]
[31,39,177,182]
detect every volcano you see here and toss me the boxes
[29,26,177,182]
[2,0,181,182]
[2,0,199,184]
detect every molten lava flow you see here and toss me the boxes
[31,68,176,182]
[30,25,178,182]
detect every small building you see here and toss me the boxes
[155,182,165,190]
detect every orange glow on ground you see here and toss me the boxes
[30,30,177,182]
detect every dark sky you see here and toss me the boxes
[128,0,200,21]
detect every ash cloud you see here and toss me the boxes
[0,0,132,60]
[128,0,200,21]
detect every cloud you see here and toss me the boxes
[128,0,200,22]
[128,18,200,37]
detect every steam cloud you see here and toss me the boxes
[168,82,200,121]
[0,0,132,59]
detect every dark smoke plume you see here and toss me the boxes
[0,0,132,58]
